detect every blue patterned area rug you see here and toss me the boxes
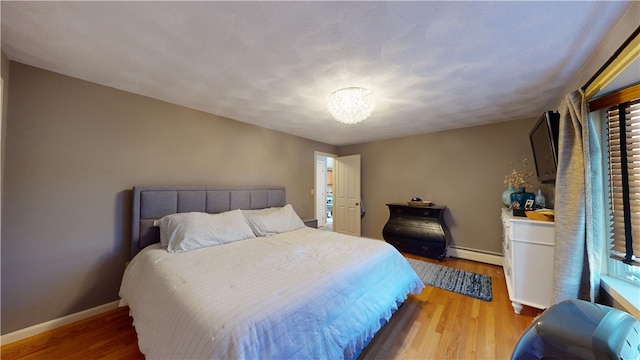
[406,258,493,301]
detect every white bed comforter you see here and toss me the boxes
[119,227,424,359]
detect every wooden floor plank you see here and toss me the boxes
[1,255,539,359]
[360,254,540,360]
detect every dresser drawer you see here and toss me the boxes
[502,213,511,232]
[388,205,444,219]
[502,230,511,251]
[384,236,447,259]
[503,241,512,261]
[389,216,441,228]
[504,260,512,282]
[383,222,444,241]
[511,221,554,245]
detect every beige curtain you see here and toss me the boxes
[553,89,604,303]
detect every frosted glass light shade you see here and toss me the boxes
[327,87,375,124]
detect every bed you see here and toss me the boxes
[119,186,424,359]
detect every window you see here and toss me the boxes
[604,97,640,285]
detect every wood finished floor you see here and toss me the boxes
[1,255,541,360]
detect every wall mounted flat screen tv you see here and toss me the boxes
[529,111,560,184]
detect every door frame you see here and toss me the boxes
[315,159,327,227]
[314,151,336,230]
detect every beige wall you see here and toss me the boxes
[1,51,8,177]
[340,119,554,253]
[1,62,336,334]
[1,52,9,280]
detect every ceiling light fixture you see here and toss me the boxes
[327,87,376,124]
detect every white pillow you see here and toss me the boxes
[242,204,306,236]
[159,210,256,253]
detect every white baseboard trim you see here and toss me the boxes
[447,246,504,266]
[1,300,120,345]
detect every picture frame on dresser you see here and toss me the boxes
[524,199,534,211]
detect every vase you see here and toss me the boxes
[510,187,535,209]
[535,189,546,209]
[501,186,516,207]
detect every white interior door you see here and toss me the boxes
[333,154,361,236]
[315,160,327,227]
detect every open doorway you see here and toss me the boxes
[314,152,335,231]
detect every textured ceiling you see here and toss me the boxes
[1,1,634,146]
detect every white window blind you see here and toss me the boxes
[606,98,640,266]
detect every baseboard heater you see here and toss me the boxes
[447,246,503,266]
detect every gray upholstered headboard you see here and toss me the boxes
[131,186,286,259]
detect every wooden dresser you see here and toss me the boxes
[382,203,450,260]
